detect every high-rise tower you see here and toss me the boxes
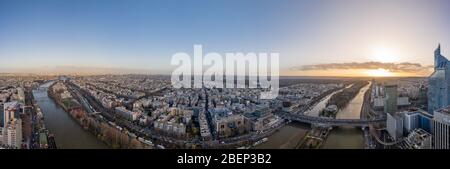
[433,106,450,149]
[428,44,450,114]
[384,84,398,114]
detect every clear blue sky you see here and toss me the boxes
[1,0,449,75]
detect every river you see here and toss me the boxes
[254,123,309,149]
[255,86,344,149]
[255,82,370,149]
[303,86,350,117]
[322,82,371,149]
[32,81,108,149]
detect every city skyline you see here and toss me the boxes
[1,0,450,77]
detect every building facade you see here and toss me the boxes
[1,101,22,148]
[433,106,450,149]
[403,111,420,133]
[387,112,403,140]
[2,120,22,148]
[384,84,398,114]
[3,101,20,127]
[428,44,450,114]
[211,108,246,138]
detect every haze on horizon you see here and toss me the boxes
[1,0,449,77]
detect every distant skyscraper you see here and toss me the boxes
[428,44,450,114]
[384,84,398,114]
[418,84,427,106]
[433,106,450,149]
[17,87,25,103]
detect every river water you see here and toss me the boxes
[303,86,349,117]
[254,123,309,149]
[255,87,342,149]
[33,81,108,149]
[322,82,370,149]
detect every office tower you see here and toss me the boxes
[384,84,398,114]
[17,87,25,103]
[2,119,22,148]
[403,111,420,133]
[399,110,433,134]
[1,101,22,149]
[0,105,3,128]
[3,101,20,126]
[433,106,450,149]
[418,111,434,133]
[418,84,427,106]
[387,112,403,140]
[428,44,450,114]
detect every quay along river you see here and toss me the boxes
[33,81,108,149]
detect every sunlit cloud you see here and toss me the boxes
[289,62,433,77]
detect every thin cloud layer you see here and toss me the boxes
[292,62,433,74]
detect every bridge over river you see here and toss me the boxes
[276,111,386,127]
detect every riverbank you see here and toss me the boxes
[255,85,350,149]
[27,87,57,149]
[46,82,152,149]
[361,82,376,149]
[254,123,310,149]
[301,85,347,116]
[322,81,369,118]
[33,82,108,149]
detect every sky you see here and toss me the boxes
[0,0,449,76]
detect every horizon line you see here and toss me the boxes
[0,72,429,78]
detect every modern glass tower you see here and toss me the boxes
[428,44,450,114]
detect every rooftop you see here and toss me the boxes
[405,128,432,149]
[211,108,233,118]
[4,101,19,110]
[435,106,450,116]
[244,109,271,121]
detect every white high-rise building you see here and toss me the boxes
[2,119,22,148]
[387,112,403,140]
[1,101,22,149]
[433,106,450,149]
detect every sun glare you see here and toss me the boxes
[371,46,399,63]
[366,68,393,77]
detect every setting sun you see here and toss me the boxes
[366,68,393,77]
